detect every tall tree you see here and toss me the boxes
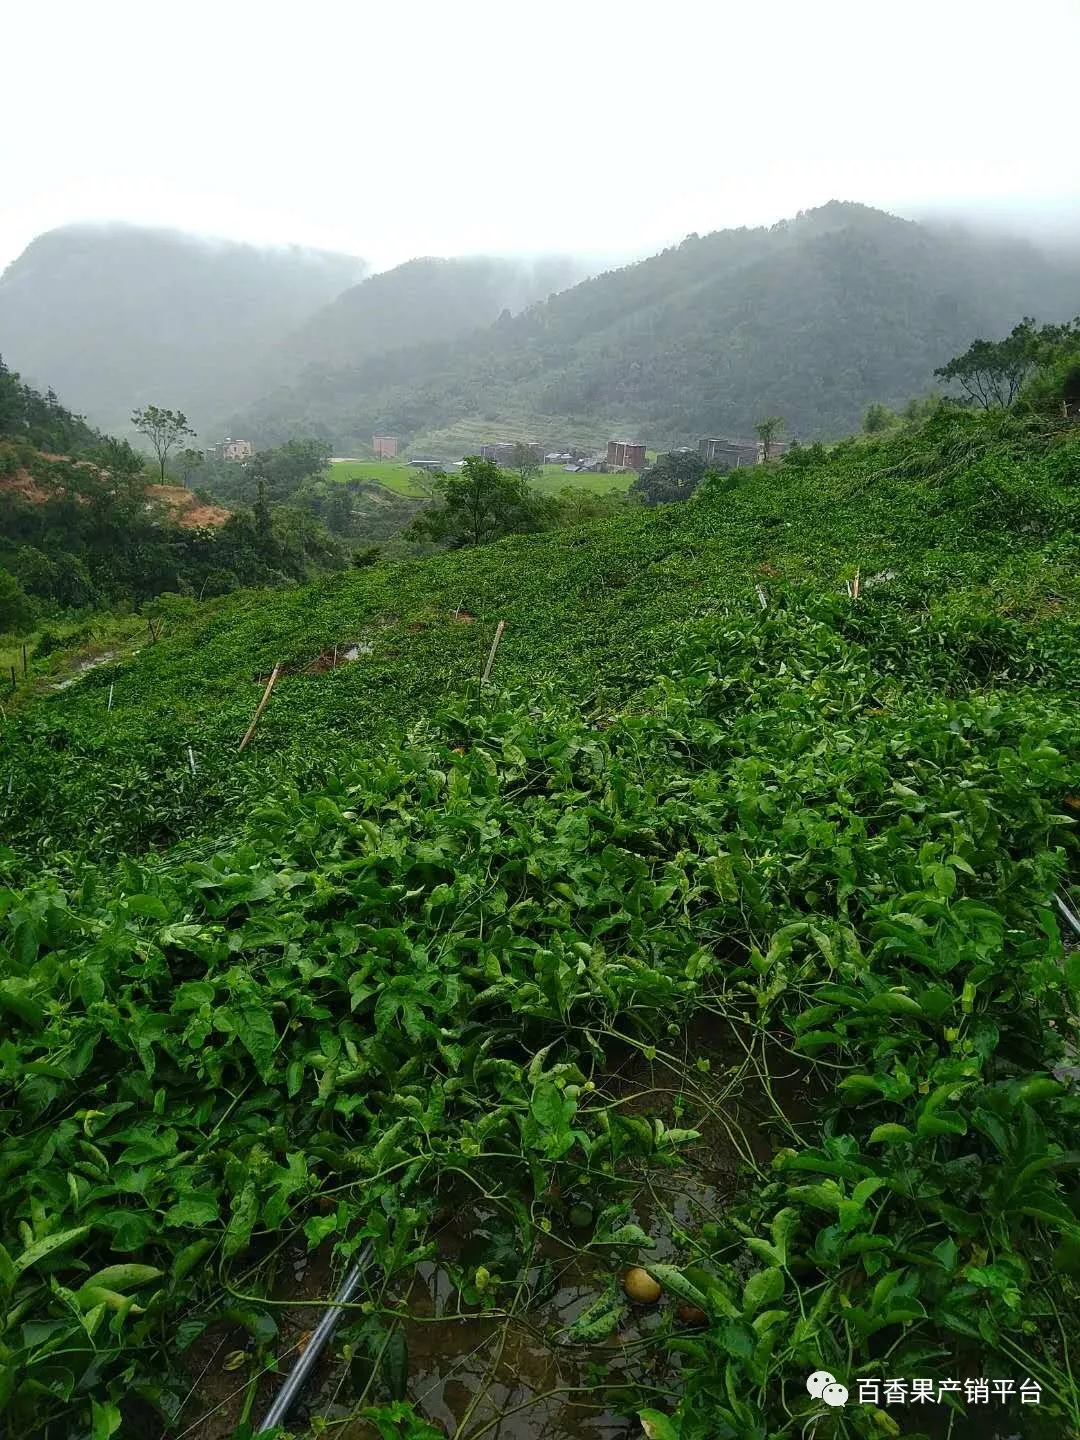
[509,442,542,485]
[132,405,197,482]
[409,456,553,548]
[755,416,786,461]
[178,447,205,488]
[630,450,708,506]
[933,320,1041,410]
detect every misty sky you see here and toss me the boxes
[3,0,1078,276]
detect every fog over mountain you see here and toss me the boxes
[0,224,368,435]
[228,202,1080,452]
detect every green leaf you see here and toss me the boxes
[742,1266,784,1314]
[381,1328,408,1400]
[0,1243,15,1292]
[84,1264,162,1290]
[125,894,169,920]
[91,1399,122,1440]
[163,1193,220,1228]
[226,1004,278,1080]
[172,1239,214,1284]
[916,1110,967,1137]
[933,1237,958,1273]
[605,1224,655,1247]
[866,992,923,1017]
[15,1226,91,1274]
[639,1409,679,1440]
[0,979,44,1030]
[644,1264,710,1312]
[852,1177,887,1207]
[869,1124,913,1145]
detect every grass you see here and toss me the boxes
[330,458,635,502]
[531,463,634,496]
[328,458,434,497]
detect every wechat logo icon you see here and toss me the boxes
[807,1370,849,1407]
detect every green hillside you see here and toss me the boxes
[232,203,1080,451]
[2,407,1080,1439]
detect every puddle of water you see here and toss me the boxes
[52,650,117,690]
[184,1016,816,1440]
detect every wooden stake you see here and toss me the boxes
[9,665,15,692]
[239,664,281,751]
[481,621,506,685]
[108,682,114,712]
[853,567,861,601]
[755,584,768,611]
[187,745,197,775]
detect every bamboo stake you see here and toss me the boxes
[853,567,861,601]
[107,682,114,712]
[187,745,197,775]
[755,585,768,611]
[239,664,281,752]
[481,621,506,685]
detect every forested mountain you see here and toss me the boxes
[284,254,589,372]
[233,202,1080,449]
[0,224,367,435]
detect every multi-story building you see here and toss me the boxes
[606,440,647,470]
[206,438,254,462]
[698,437,758,468]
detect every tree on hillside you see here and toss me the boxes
[86,435,147,481]
[409,455,554,548]
[931,318,1077,410]
[178,447,204,488]
[863,403,898,434]
[936,317,1080,411]
[132,405,197,482]
[755,416,786,460]
[631,450,708,506]
[509,442,542,485]
[0,569,34,633]
[261,438,333,500]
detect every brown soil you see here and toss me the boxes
[146,485,231,529]
[0,456,231,530]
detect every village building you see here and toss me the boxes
[478,441,546,466]
[373,435,398,458]
[206,437,254,462]
[698,436,758,469]
[606,440,647,471]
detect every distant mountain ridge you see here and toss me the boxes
[0,223,368,435]
[232,202,1080,450]
[284,254,590,373]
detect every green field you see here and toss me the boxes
[331,457,635,501]
[531,462,634,495]
[328,458,434,496]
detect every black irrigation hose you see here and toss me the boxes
[248,894,1080,1434]
[256,1245,373,1436]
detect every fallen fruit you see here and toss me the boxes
[677,1301,708,1326]
[623,1267,662,1305]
